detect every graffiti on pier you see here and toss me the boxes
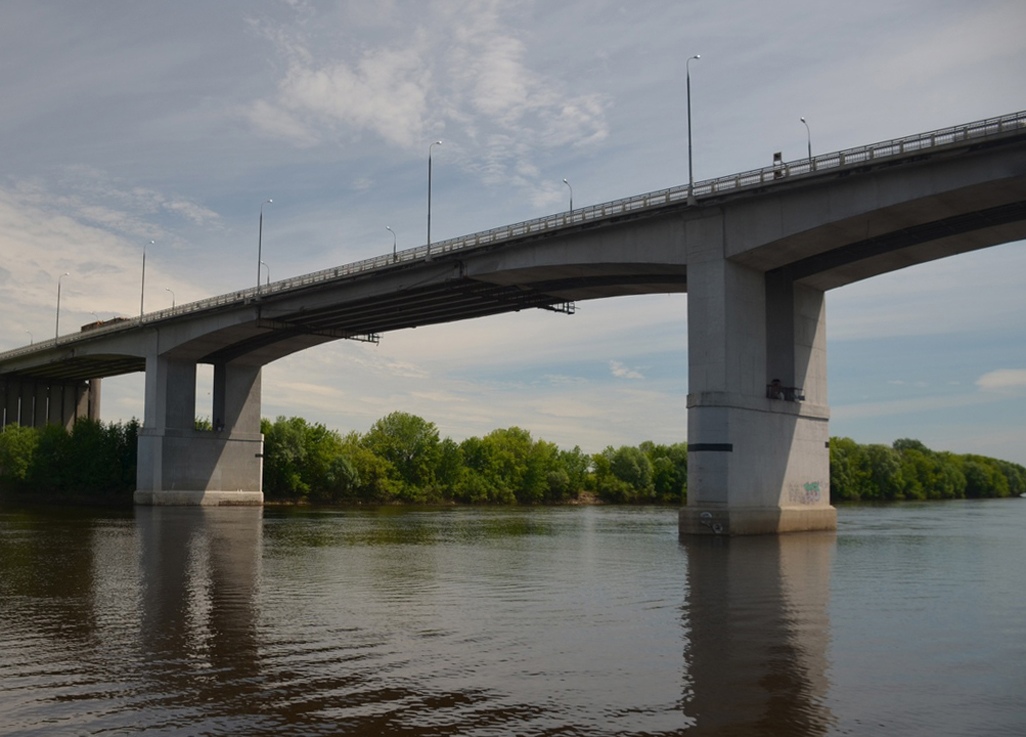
[788,481,822,505]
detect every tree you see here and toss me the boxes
[341,431,402,503]
[641,441,688,502]
[557,446,591,498]
[261,416,313,499]
[361,412,441,498]
[864,444,906,500]
[0,424,39,488]
[592,445,655,502]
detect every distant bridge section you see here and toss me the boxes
[1,110,1024,532]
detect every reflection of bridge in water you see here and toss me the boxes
[2,111,1025,535]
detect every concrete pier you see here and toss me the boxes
[681,234,836,535]
[134,355,263,506]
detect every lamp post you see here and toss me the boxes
[25,330,32,345]
[563,178,574,213]
[427,140,442,259]
[386,226,397,261]
[800,116,813,166]
[261,261,270,287]
[257,199,272,294]
[165,287,175,308]
[140,240,153,316]
[686,53,700,204]
[55,272,69,340]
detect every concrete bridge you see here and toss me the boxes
[2,110,1025,534]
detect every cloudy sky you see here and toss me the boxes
[1,0,1024,464]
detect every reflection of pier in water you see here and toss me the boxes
[138,507,263,713]
[682,532,836,735]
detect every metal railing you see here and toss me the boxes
[2,109,1024,363]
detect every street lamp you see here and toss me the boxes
[427,140,442,259]
[55,272,69,341]
[800,116,813,165]
[25,330,32,345]
[140,239,153,316]
[165,287,175,308]
[261,261,271,287]
[386,226,397,261]
[563,178,574,213]
[257,199,272,294]
[686,53,700,204]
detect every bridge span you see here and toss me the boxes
[2,110,1025,534]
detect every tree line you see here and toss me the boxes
[0,413,1022,505]
[829,436,1025,501]
[258,413,686,505]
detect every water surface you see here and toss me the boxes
[1,501,1023,735]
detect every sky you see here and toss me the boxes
[1,0,1024,464]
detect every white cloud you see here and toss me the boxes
[610,361,644,380]
[245,0,609,194]
[976,369,1026,392]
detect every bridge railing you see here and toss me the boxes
[2,110,1024,362]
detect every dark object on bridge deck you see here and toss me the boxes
[766,380,804,401]
[81,317,129,332]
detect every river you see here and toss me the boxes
[1,500,1023,736]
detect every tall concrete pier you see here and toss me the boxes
[681,234,834,534]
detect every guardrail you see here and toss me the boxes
[2,109,1024,363]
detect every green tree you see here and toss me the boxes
[557,446,591,499]
[341,431,402,503]
[361,412,441,498]
[454,427,560,504]
[261,416,312,499]
[641,441,688,502]
[961,456,1011,498]
[864,444,905,500]
[0,424,39,488]
[27,424,71,493]
[592,445,655,502]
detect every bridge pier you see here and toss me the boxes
[681,238,836,535]
[135,356,263,506]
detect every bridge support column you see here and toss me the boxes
[2,378,23,427]
[135,356,263,506]
[0,378,94,430]
[681,246,835,535]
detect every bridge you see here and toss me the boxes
[2,110,1025,534]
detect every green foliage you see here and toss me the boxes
[0,419,137,501]
[454,427,564,504]
[641,441,688,502]
[261,416,353,503]
[828,436,1020,502]
[0,424,39,484]
[361,411,441,498]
